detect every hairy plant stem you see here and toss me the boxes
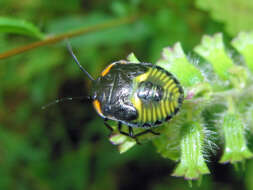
[0,15,137,60]
[188,85,253,104]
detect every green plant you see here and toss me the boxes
[109,32,253,180]
[195,0,253,36]
[1,13,253,187]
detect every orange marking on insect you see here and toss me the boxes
[101,63,115,76]
[93,100,104,117]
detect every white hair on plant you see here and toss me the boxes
[202,125,219,157]
[187,54,210,82]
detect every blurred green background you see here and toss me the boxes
[1,0,253,189]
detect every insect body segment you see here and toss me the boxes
[137,81,164,102]
[92,62,148,125]
[101,60,128,77]
[130,66,183,127]
[101,63,116,77]
[92,99,104,117]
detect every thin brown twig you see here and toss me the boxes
[0,15,137,60]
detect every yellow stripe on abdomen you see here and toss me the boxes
[130,66,183,126]
[160,100,167,118]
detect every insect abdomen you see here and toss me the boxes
[131,65,184,127]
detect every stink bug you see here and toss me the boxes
[44,44,184,143]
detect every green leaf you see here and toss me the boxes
[108,122,137,153]
[0,17,44,39]
[153,129,181,161]
[109,132,137,154]
[195,0,253,36]
[127,52,141,63]
[194,33,235,81]
[109,125,158,154]
[157,42,204,87]
[118,140,136,154]
[172,121,210,179]
[232,31,253,73]
[220,113,253,163]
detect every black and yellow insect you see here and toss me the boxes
[67,45,184,141]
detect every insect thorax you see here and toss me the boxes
[91,63,148,124]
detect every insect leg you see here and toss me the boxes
[148,130,160,136]
[118,123,140,144]
[135,129,160,137]
[128,127,134,137]
[118,122,130,137]
[129,127,141,144]
[104,119,113,136]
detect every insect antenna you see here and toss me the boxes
[66,42,94,81]
[41,96,91,110]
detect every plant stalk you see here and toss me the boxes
[0,15,137,60]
